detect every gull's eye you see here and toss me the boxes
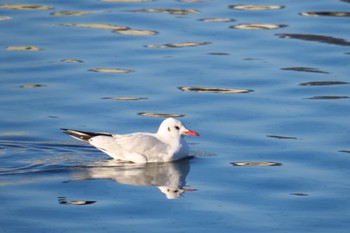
[175,126,180,130]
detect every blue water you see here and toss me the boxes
[1,0,350,232]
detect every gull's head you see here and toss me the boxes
[157,118,199,138]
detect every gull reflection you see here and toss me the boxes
[72,159,195,199]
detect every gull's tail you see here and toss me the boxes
[61,129,112,142]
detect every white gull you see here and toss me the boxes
[62,118,199,163]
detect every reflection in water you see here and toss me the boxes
[20,84,47,88]
[51,11,99,16]
[102,96,148,101]
[199,18,234,22]
[89,68,135,73]
[276,33,350,46]
[72,159,194,199]
[266,135,298,140]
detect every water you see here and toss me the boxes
[1,0,350,232]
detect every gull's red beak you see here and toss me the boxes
[184,130,200,136]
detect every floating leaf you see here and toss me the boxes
[131,8,199,15]
[6,46,43,51]
[62,23,128,30]
[231,24,287,30]
[89,68,135,73]
[231,162,282,166]
[300,81,349,86]
[51,11,98,16]
[0,4,54,10]
[114,29,158,36]
[102,96,147,101]
[146,42,210,48]
[199,18,234,22]
[178,86,253,94]
[281,67,329,74]
[20,84,47,88]
[276,33,350,46]
[267,135,298,139]
[138,112,185,117]
[300,12,350,17]
[229,5,285,10]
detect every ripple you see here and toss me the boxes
[51,11,99,16]
[199,18,234,22]
[101,0,153,2]
[0,4,54,10]
[0,16,11,20]
[281,67,329,74]
[145,42,210,48]
[231,24,287,30]
[6,46,44,51]
[231,162,282,166]
[130,8,200,15]
[114,29,158,36]
[89,68,135,73]
[300,81,349,86]
[276,33,350,46]
[62,23,128,30]
[267,135,298,140]
[306,96,349,100]
[20,84,47,88]
[101,96,148,101]
[229,5,285,10]
[300,12,350,17]
[61,59,84,63]
[138,112,185,117]
[178,86,253,94]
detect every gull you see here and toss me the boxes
[62,118,199,163]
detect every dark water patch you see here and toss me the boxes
[300,81,349,86]
[231,162,282,166]
[0,4,53,10]
[207,52,230,55]
[231,24,287,30]
[267,135,298,140]
[281,67,329,74]
[138,112,185,117]
[276,33,350,46]
[178,86,253,94]
[339,150,350,153]
[300,12,350,17]
[145,42,210,48]
[306,96,349,100]
[229,5,285,10]
[130,8,200,15]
